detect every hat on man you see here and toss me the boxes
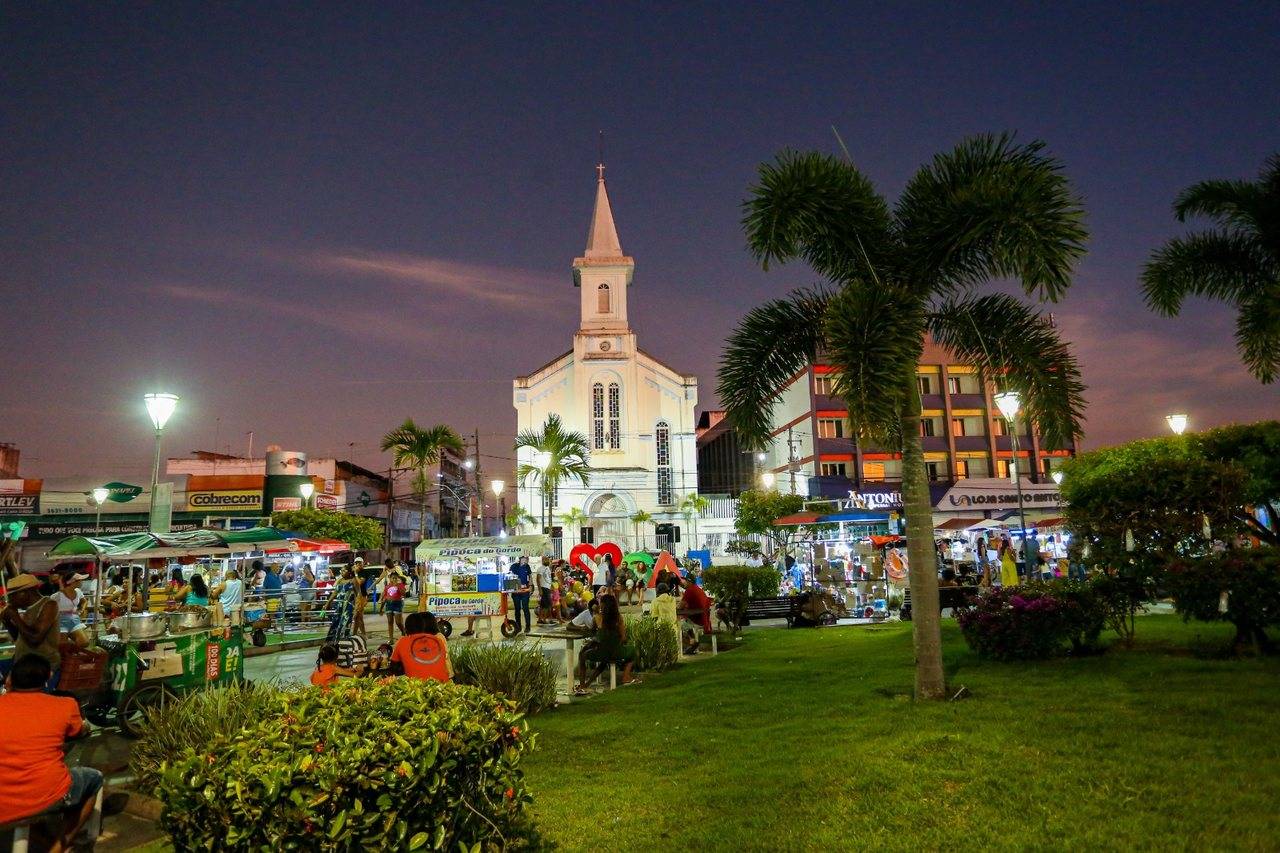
[354,557,365,564]
[5,573,40,593]
[68,573,90,582]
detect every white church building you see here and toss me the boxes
[513,166,699,548]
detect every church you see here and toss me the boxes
[513,165,699,547]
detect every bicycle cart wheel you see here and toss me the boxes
[437,618,452,638]
[118,682,178,738]
[500,619,519,639]
[252,628,267,647]
[818,611,838,627]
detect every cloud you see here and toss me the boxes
[307,250,569,312]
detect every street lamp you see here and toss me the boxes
[92,487,109,535]
[761,471,776,489]
[1166,413,1189,436]
[755,452,767,463]
[299,482,315,508]
[143,392,179,531]
[490,480,506,535]
[1051,470,1064,486]
[994,391,1033,579]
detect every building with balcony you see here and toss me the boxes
[754,337,1075,500]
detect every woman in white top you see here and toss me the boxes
[54,571,92,647]
[212,568,245,625]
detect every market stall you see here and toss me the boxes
[413,535,548,638]
[773,506,894,621]
[40,526,296,736]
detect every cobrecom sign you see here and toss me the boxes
[186,490,263,511]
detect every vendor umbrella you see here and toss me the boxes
[46,526,297,561]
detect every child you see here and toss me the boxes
[311,643,363,689]
[389,612,453,682]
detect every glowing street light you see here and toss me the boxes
[1166,413,1189,436]
[92,487,110,534]
[761,471,776,489]
[490,480,506,535]
[143,392,179,532]
[994,391,1032,578]
[755,452,767,463]
[299,482,315,508]
[1051,470,1064,486]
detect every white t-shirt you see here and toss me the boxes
[571,608,595,629]
[219,578,244,609]
[57,588,84,617]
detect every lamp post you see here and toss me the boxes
[143,393,178,532]
[299,482,315,509]
[995,391,1033,579]
[92,487,109,535]
[491,480,505,535]
[1166,413,1189,436]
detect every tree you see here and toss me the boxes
[270,508,383,551]
[679,493,712,551]
[1142,153,1280,383]
[514,414,591,537]
[505,503,536,534]
[629,510,653,550]
[380,419,465,542]
[733,489,805,557]
[558,507,588,544]
[719,136,1088,699]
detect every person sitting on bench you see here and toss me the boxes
[675,575,713,654]
[0,654,103,852]
[574,595,636,693]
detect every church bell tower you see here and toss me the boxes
[573,163,634,354]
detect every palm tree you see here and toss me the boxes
[1142,153,1280,383]
[505,503,536,534]
[679,493,711,551]
[515,414,591,538]
[380,419,465,542]
[559,507,589,544]
[629,510,653,550]
[719,136,1088,699]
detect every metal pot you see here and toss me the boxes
[167,608,212,632]
[120,611,168,640]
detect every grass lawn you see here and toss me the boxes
[522,615,1280,851]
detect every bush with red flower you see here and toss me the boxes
[957,586,1080,660]
[1164,548,1280,654]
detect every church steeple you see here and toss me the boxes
[584,163,623,258]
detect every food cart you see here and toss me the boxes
[414,535,547,639]
[42,526,297,737]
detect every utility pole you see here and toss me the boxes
[787,427,799,494]
[472,428,482,536]
[384,465,394,555]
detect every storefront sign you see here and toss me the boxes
[103,482,144,503]
[844,488,903,511]
[187,489,263,511]
[424,591,505,617]
[26,519,203,537]
[272,497,302,512]
[314,493,339,511]
[937,477,1061,511]
[0,479,40,516]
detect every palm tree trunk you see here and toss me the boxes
[418,466,428,542]
[900,374,947,700]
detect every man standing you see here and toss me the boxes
[1,573,61,686]
[535,557,553,626]
[0,655,103,849]
[508,555,533,635]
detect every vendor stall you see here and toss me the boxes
[414,535,548,638]
[773,505,894,621]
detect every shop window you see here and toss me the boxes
[597,283,611,313]
[955,459,970,479]
[814,374,834,396]
[817,418,847,439]
[918,375,932,395]
[863,461,886,481]
[1042,457,1055,477]
[925,461,944,481]
[820,462,848,478]
[996,459,1012,479]
[952,418,966,437]
[920,418,936,437]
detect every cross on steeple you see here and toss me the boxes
[596,162,606,182]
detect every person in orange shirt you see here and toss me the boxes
[310,643,364,689]
[389,612,453,682]
[0,654,103,851]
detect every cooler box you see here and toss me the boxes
[476,573,503,592]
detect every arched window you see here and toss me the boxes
[608,383,621,449]
[597,283,611,314]
[591,383,605,450]
[656,420,673,505]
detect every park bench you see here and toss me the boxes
[900,585,979,621]
[741,596,796,627]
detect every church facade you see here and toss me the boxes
[513,167,699,547]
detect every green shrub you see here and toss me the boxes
[156,678,536,851]
[1025,579,1106,654]
[132,680,279,791]
[703,565,782,630]
[624,616,679,671]
[450,639,558,714]
[1164,548,1280,653]
[1088,570,1151,646]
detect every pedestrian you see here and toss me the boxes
[352,557,369,638]
[326,565,357,641]
[536,557,554,626]
[509,555,533,635]
[210,568,244,626]
[0,655,104,850]
[999,541,1019,588]
[1,574,61,686]
[53,571,92,648]
[389,612,452,682]
[380,568,408,639]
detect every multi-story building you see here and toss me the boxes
[751,337,1075,501]
[695,410,757,498]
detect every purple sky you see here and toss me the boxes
[4,3,1278,482]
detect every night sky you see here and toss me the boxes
[4,2,1278,482]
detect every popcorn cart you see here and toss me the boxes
[414,535,547,639]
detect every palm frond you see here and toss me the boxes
[1141,230,1275,315]
[380,419,464,468]
[514,414,592,493]
[822,281,925,444]
[896,133,1087,302]
[1174,178,1265,230]
[742,150,893,280]
[717,289,832,446]
[927,294,1086,447]
[1234,291,1280,384]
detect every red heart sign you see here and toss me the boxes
[567,542,625,584]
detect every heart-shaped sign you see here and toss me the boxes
[567,542,624,584]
